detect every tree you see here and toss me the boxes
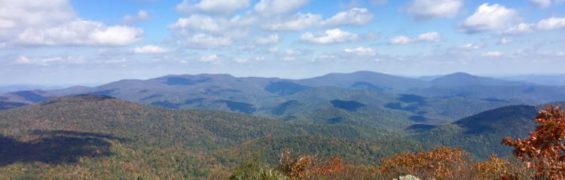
[502,105,565,179]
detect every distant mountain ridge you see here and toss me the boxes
[1,71,564,128]
[0,71,562,178]
[503,74,565,86]
[430,72,527,87]
[297,71,427,92]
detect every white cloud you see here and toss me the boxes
[176,0,251,15]
[482,51,503,57]
[282,49,305,61]
[390,36,413,45]
[416,32,440,42]
[187,33,232,47]
[461,3,518,33]
[389,32,440,45]
[137,10,150,20]
[170,14,225,32]
[199,54,220,62]
[14,55,85,65]
[406,0,463,19]
[0,19,15,29]
[503,17,565,34]
[268,47,279,53]
[462,43,481,49]
[322,8,373,26]
[233,57,250,63]
[256,34,279,45]
[169,14,258,48]
[265,47,306,61]
[300,28,357,44]
[124,10,150,24]
[344,46,377,57]
[266,13,321,31]
[132,45,169,54]
[16,20,142,46]
[169,14,257,42]
[498,38,511,45]
[505,23,534,34]
[0,0,75,29]
[265,8,372,32]
[15,56,32,64]
[284,49,304,56]
[536,17,565,30]
[229,14,259,26]
[232,56,267,63]
[89,26,141,46]
[0,0,142,46]
[254,0,309,16]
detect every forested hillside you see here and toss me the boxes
[1,94,563,179]
[0,72,563,179]
[0,95,422,178]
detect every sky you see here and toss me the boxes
[1,0,565,85]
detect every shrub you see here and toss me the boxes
[229,160,288,180]
[378,147,471,179]
[473,155,511,179]
[277,150,345,178]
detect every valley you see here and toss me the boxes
[0,71,562,178]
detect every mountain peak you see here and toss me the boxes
[430,72,521,87]
[447,72,473,76]
[323,71,389,77]
[436,72,477,80]
[163,73,235,79]
[298,71,427,92]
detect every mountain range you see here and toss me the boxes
[0,71,561,178]
[2,71,563,126]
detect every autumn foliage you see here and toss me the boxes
[378,147,470,179]
[502,105,565,179]
[472,155,521,179]
[277,150,346,178]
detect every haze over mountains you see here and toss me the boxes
[2,71,564,125]
[503,74,565,86]
[0,71,563,178]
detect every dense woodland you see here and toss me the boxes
[0,72,564,179]
[0,95,563,179]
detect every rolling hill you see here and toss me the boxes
[0,90,48,110]
[0,90,553,178]
[412,105,538,158]
[0,94,375,149]
[0,94,425,178]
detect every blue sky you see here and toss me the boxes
[1,0,565,85]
